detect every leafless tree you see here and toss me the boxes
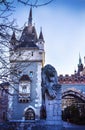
[0,0,54,95]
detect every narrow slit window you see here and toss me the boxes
[29,71,33,78]
[32,52,33,56]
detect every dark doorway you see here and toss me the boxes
[2,112,6,121]
[25,108,35,120]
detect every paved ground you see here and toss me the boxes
[63,121,85,130]
[32,121,85,130]
[63,127,85,130]
[0,121,85,130]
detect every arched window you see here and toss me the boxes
[19,75,31,94]
[25,108,35,120]
[19,75,31,102]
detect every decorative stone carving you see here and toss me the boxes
[40,64,61,120]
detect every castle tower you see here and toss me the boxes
[77,54,83,75]
[8,8,45,121]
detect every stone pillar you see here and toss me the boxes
[45,86,62,126]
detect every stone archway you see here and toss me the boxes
[25,108,35,120]
[62,90,85,102]
[62,89,85,110]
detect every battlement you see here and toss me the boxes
[58,74,85,84]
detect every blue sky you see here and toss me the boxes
[11,0,85,75]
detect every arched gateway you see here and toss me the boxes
[25,108,35,120]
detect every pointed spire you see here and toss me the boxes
[28,7,32,26]
[39,27,44,42]
[10,31,16,44]
[79,53,82,65]
[77,53,83,75]
[11,31,16,40]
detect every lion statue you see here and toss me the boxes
[40,64,61,119]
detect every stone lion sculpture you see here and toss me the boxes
[40,64,61,119]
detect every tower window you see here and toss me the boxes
[32,52,33,56]
[29,71,33,78]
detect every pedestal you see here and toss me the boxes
[45,87,62,126]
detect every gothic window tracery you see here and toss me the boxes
[19,75,31,103]
[22,85,27,93]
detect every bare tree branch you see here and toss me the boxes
[18,0,54,7]
[0,0,54,96]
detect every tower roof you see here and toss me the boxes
[15,8,39,49]
[10,31,16,45]
[11,31,16,40]
[12,8,45,50]
[39,28,44,42]
[78,53,82,66]
[17,26,38,49]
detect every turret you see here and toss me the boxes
[77,54,83,75]
[10,31,17,52]
[10,31,16,45]
[39,27,44,42]
[37,27,44,51]
[38,28,45,66]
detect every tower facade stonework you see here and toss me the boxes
[8,8,45,121]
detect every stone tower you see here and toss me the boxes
[77,54,83,75]
[8,8,45,121]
